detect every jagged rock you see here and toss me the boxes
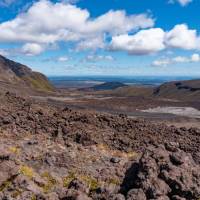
[57,188,69,199]
[0,148,11,161]
[127,189,146,200]
[16,191,34,200]
[36,194,46,200]
[165,142,179,152]
[14,175,42,195]
[169,151,187,165]
[33,175,47,187]
[98,184,120,196]
[45,192,59,200]
[68,179,89,194]
[0,161,19,186]
[2,116,13,125]
[153,196,170,200]
[27,140,38,145]
[109,193,125,200]
[171,195,186,200]
[123,144,200,200]
[61,189,92,200]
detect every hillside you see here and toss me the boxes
[92,82,127,91]
[0,55,54,92]
[154,79,200,101]
[96,85,154,97]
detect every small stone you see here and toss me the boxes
[165,142,179,152]
[170,152,185,165]
[110,157,120,163]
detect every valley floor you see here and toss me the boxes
[31,87,200,129]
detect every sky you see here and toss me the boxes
[0,0,200,76]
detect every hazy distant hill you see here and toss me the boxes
[96,85,154,97]
[92,82,127,91]
[0,55,54,92]
[154,79,200,101]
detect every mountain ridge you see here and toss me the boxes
[92,82,127,91]
[0,55,54,92]
[154,79,200,101]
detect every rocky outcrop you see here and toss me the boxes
[122,143,200,200]
[0,139,199,199]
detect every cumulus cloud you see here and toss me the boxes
[21,43,45,56]
[152,53,200,67]
[85,10,154,35]
[0,0,198,56]
[110,24,200,55]
[110,28,165,55]
[165,24,199,50]
[0,0,154,52]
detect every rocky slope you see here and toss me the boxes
[0,55,54,92]
[0,92,199,199]
[154,79,200,101]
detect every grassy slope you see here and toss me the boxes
[96,86,154,97]
[23,73,54,92]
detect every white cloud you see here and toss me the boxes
[104,55,114,61]
[76,37,105,51]
[22,43,44,56]
[169,0,193,6]
[110,28,165,55]
[152,58,171,67]
[0,0,198,56]
[152,53,200,67]
[86,54,114,62]
[172,56,190,63]
[165,24,199,50]
[110,24,200,55]
[57,56,69,62]
[0,0,154,52]
[191,53,200,62]
[85,11,154,35]
[179,0,193,6]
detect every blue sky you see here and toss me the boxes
[0,0,200,76]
